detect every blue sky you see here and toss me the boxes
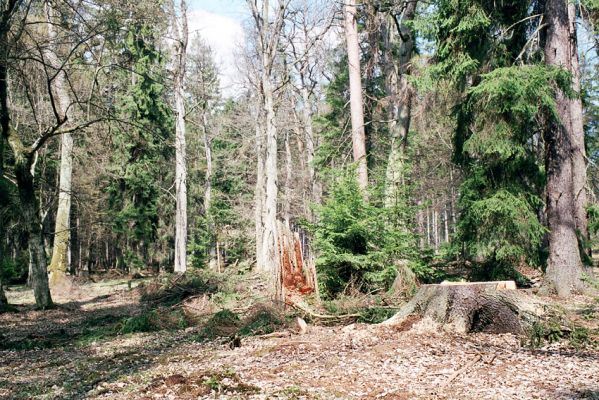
[187,1,247,96]
[188,0,247,19]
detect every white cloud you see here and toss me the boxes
[187,9,245,97]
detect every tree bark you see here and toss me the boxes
[202,112,212,215]
[383,1,417,207]
[1,3,53,309]
[45,1,74,287]
[261,72,279,279]
[567,3,589,257]
[284,128,292,225]
[384,282,544,334]
[254,107,266,270]
[543,0,587,296]
[13,148,53,309]
[301,86,321,211]
[247,1,287,298]
[173,0,189,273]
[344,0,368,196]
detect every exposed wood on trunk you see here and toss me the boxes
[173,0,189,273]
[277,220,318,303]
[344,0,368,196]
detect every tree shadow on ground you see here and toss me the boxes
[0,326,199,399]
[0,293,202,399]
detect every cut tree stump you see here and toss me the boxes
[383,281,546,334]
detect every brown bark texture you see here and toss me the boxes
[384,282,544,335]
[543,0,588,296]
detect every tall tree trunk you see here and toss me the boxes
[202,112,219,271]
[254,108,266,269]
[173,0,189,273]
[261,74,279,279]
[247,1,287,301]
[567,2,589,257]
[14,150,53,308]
[543,0,587,296]
[45,1,74,287]
[1,3,53,309]
[203,112,212,215]
[344,0,368,195]
[301,86,321,215]
[383,1,417,207]
[284,128,292,225]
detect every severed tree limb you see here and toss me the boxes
[443,354,482,386]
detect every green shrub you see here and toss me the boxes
[308,170,424,298]
[118,311,160,334]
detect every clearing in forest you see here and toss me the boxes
[0,277,598,400]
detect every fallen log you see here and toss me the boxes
[383,281,546,334]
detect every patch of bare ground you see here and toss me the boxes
[0,280,597,399]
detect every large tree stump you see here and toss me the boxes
[383,281,546,334]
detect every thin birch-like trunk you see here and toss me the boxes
[254,109,266,269]
[344,0,368,195]
[247,1,287,301]
[301,86,321,214]
[173,0,189,273]
[46,1,74,287]
[382,1,417,207]
[284,128,292,225]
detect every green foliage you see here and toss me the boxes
[526,315,598,349]
[106,22,174,271]
[356,307,398,324]
[118,310,160,334]
[308,169,422,298]
[454,66,575,272]
[424,0,530,87]
[195,309,241,341]
[196,307,287,341]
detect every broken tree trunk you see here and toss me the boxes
[383,281,545,334]
[277,221,318,304]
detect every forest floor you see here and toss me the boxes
[0,277,598,400]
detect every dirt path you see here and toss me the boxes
[0,282,598,399]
